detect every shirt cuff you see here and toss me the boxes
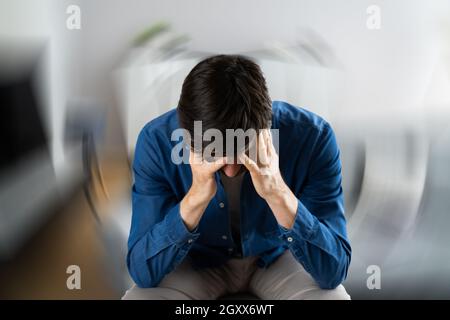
[164,203,200,247]
[278,199,318,244]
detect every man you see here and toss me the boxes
[123,55,351,300]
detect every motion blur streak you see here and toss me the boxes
[1,0,450,299]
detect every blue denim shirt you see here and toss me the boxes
[127,101,351,289]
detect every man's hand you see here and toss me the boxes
[180,150,225,231]
[239,130,283,200]
[239,130,298,229]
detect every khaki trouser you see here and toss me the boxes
[122,250,350,300]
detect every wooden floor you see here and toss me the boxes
[0,155,131,299]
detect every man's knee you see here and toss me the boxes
[121,285,192,300]
[300,284,351,300]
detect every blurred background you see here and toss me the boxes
[1,0,450,299]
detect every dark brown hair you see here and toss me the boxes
[177,54,272,154]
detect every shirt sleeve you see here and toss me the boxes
[126,128,199,288]
[278,122,352,289]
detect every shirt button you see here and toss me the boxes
[219,202,225,208]
[187,239,194,244]
[222,235,228,240]
[287,236,293,242]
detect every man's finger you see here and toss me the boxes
[239,153,259,173]
[211,156,227,170]
[258,130,269,166]
[190,149,204,165]
[263,129,273,157]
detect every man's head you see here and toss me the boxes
[178,54,272,177]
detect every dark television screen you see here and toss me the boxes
[0,69,48,172]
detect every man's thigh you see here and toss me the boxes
[249,250,351,300]
[122,259,228,300]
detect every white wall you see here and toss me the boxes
[75,0,450,113]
